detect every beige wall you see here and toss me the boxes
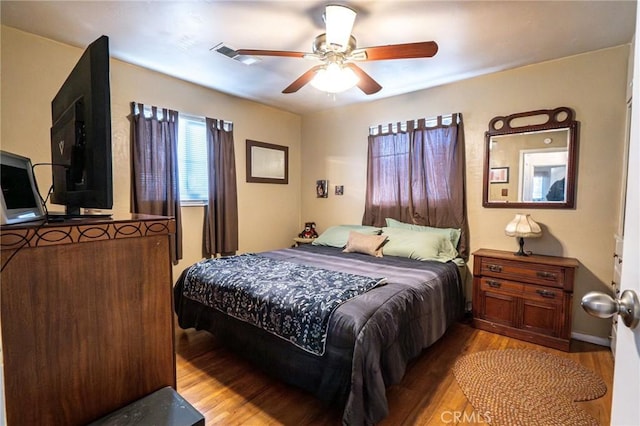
[1,26,303,281]
[2,25,630,340]
[300,46,630,340]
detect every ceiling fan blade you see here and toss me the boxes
[236,49,307,58]
[283,65,323,93]
[356,41,439,61]
[344,63,382,95]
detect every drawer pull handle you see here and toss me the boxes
[536,271,557,280]
[487,264,503,273]
[487,280,502,288]
[537,289,556,298]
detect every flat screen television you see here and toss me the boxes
[0,151,47,225]
[50,35,112,217]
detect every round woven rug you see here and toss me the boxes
[453,349,606,425]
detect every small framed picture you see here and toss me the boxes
[489,167,509,184]
[335,185,344,196]
[316,180,328,198]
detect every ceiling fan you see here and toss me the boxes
[235,4,438,95]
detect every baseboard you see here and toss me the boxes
[571,331,611,347]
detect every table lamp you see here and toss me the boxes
[504,213,542,256]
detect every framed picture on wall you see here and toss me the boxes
[489,167,509,184]
[316,180,328,198]
[246,140,288,184]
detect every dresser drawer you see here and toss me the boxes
[479,278,523,294]
[523,284,563,303]
[479,257,566,289]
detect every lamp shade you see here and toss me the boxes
[504,214,542,238]
[325,4,356,51]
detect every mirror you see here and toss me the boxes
[483,107,579,209]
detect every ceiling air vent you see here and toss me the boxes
[211,43,261,65]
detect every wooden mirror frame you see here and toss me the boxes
[482,107,579,209]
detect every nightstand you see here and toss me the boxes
[293,237,316,247]
[472,249,579,351]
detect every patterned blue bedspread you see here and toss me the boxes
[182,253,386,355]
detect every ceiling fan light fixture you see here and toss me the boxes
[235,4,438,96]
[324,4,356,51]
[310,62,359,93]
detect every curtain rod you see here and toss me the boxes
[369,113,459,135]
[133,103,234,126]
[180,112,233,127]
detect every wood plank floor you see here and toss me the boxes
[175,319,613,425]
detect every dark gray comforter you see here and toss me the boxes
[174,245,463,425]
[180,253,386,356]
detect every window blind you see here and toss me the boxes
[178,115,208,203]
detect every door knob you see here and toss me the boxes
[581,290,640,329]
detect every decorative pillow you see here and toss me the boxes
[312,225,382,248]
[342,231,388,257]
[381,226,459,262]
[385,217,462,248]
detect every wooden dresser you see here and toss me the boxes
[0,215,176,425]
[472,249,579,351]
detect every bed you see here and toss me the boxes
[174,229,463,425]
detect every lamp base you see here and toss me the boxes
[514,237,528,256]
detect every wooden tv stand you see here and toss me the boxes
[0,214,176,425]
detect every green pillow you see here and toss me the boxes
[381,226,458,262]
[385,218,461,249]
[312,225,382,248]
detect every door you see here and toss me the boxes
[611,8,640,423]
[519,149,568,201]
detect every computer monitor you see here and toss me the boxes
[0,151,46,225]
[50,35,113,216]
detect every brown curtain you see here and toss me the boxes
[362,113,469,258]
[204,118,238,257]
[130,102,183,264]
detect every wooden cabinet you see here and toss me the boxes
[472,249,579,351]
[0,215,176,425]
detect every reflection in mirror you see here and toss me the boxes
[483,107,578,209]
[489,129,569,203]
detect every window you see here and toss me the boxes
[369,133,411,207]
[363,114,467,258]
[178,114,208,203]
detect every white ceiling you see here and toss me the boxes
[1,1,636,115]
